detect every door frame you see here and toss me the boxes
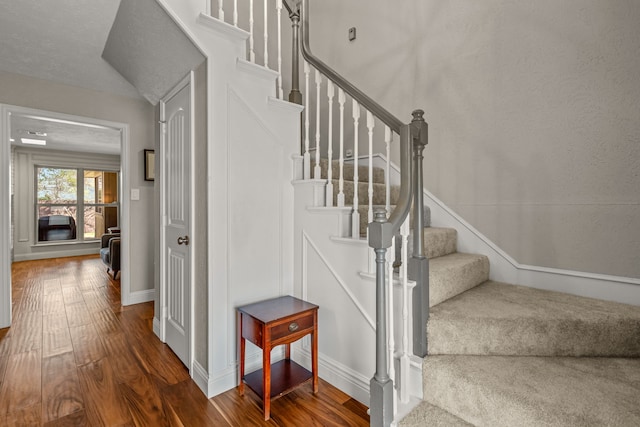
[158,72,195,372]
[0,104,131,328]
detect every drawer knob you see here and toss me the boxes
[288,322,299,332]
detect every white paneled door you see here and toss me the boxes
[161,77,192,367]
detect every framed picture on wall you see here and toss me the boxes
[144,149,155,181]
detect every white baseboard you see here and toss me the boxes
[192,359,211,397]
[293,345,371,406]
[370,153,640,306]
[153,317,161,339]
[196,348,286,398]
[13,247,99,262]
[123,288,155,306]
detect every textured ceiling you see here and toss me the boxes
[0,0,203,154]
[10,113,122,155]
[0,0,140,99]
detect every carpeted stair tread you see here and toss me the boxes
[428,281,640,357]
[331,179,399,206]
[423,355,640,427]
[430,253,489,307]
[424,227,457,259]
[399,401,474,427]
[319,158,385,184]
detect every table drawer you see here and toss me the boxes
[270,312,314,341]
[242,314,263,347]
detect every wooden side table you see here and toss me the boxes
[237,295,319,420]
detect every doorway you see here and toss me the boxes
[158,74,194,368]
[0,104,131,328]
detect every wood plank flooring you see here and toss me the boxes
[1,255,369,426]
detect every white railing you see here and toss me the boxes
[211,2,427,425]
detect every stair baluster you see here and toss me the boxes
[367,111,375,234]
[249,0,255,62]
[387,235,397,415]
[276,0,283,98]
[337,88,346,207]
[351,100,360,238]
[233,0,238,26]
[218,0,225,20]
[325,81,335,206]
[384,126,391,217]
[263,0,269,67]
[314,70,322,179]
[303,61,310,180]
[400,217,411,404]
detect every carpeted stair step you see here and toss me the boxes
[423,227,457,259]
[319,158,385,184]
[429,253,489,307]
[331,179,399,206]
[423,355,640,426]
[399,401,473,427]
[428,281,640,357]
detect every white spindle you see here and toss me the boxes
[249,0,255,62]
[367,111,375,234]
[351,100,360,239]
[276,0,283,98]
[314,70,322,179]
[263,0,269,67]
[400,217,411,403]
[337,88,346,207]
[218,0,224,20]
[303,62,310,180]
[387,237,397,414]
[326,81,335,206]
[233,0,238,26]
[385,126,392,216]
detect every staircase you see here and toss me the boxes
[165,0,640,424]
[401,241,640,425]
[315,160,640,426]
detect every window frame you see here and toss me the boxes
[34,165,120,245]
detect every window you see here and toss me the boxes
[36,167,119,243]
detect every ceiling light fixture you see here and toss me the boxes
[9,138,15,142]
[21,138,47,146]
[26,130,47,137]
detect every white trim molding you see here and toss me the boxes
[303,231,375,330]
[124,289,155,306]
[293,345,371,406]
[368,153,640,306]
[0,105,12,328]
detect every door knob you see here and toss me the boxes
[177,236,190,245]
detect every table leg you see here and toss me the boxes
[312,311,318,393]
[238,312,245,395]
[263,344,272,420]
[285,343,291,360]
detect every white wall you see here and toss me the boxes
[156,0,301,397]
[308,0,640,279]
[12,147,120,261]
[0,70,156,292]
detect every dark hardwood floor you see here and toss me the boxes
[0,255,369,426]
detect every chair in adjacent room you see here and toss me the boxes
[100,232,121,279]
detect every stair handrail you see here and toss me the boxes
[297,1,427,425]
[298,0,403,135]
[298,0,411,234]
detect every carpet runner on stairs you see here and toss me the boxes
[400,225,640,426]
[316,158,640,425]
